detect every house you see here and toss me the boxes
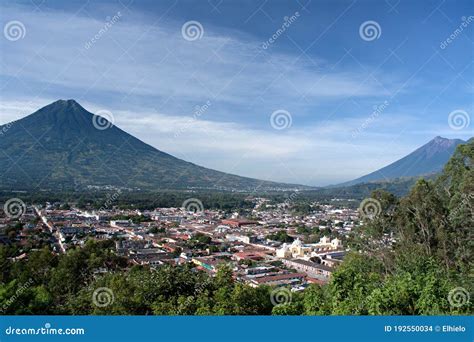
[226,234,252,244]
[110,220,133,228]
[276,236,342,259]
[282,259,334,280]
[249,272,306,287]
[233,251,264,261]
[221,219,258,228]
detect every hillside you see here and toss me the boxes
[0,100,307,191]
[339,136,466,186]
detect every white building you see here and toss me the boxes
[276,236,342,259]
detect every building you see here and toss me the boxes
[110,220,133,228]
[59,226,86,235]
[226,234,252,244]
[245,266,275,276]
[248,272,306,287]
[152,215,182,223]
[276,236,342,259]
[221,219,258,228]
[282,259,334,280]
[192,256,228,272]
[233,251,265,261]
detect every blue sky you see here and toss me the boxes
[0,0,473,186]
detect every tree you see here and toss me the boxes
[231,284,272,315]
[213,264,235,314]
[329,253,383,314]
[303,284,331,315]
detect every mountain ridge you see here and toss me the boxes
[0,100,310,191]
[338,136,468,187]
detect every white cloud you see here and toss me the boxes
[1,4,464,186]
[83,100,419,185]
[0,98,55,123]
[0,4,392,116]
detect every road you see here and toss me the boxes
[34,206,66,253]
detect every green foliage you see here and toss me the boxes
[191,233,212,245]
[266,230,294,243]
[1,141,472,316]
[291,203,312,215]
[303,284,331,315]
[329,253,383,314]
[147,226,165,234]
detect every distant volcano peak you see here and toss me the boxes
[56,99,79,105]
[431,135,455,143]
[424,136,465,157]
[339,136,469,186]
[23,99,94,132]
[43,99,86,113]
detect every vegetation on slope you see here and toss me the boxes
[0,141,472,315]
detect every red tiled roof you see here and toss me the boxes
[307,277,328,285]
[234,252,264,259]
[253,273,306,284]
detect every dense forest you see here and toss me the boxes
[0,142,472,315]
[0,177,419,212]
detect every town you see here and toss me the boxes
[0,195,361,291]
